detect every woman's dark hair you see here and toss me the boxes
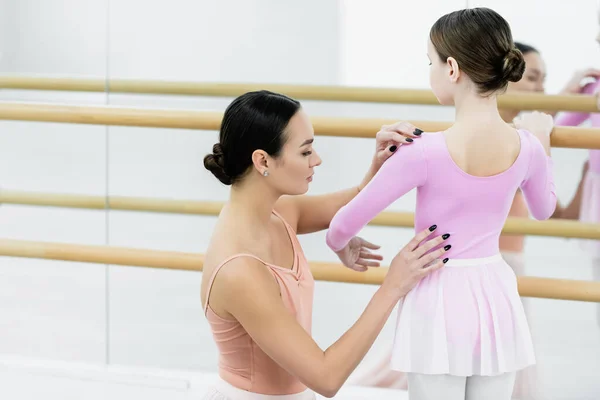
[514,42,538,56]
[429,7,526,94]
[204,90,301,185]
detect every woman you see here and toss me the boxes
[325,8,556,400]
[200,90,452,399]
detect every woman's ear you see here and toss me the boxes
[251,149,269,176]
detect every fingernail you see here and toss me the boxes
[389,145,397,152]
[406,138,413,142]
[442,233,450,240]
[414,128,423,136]
[444,245,451,251]
[443,258,449,263]
[429,224,437,231]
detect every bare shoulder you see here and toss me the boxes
[201,249,280,319]
[202,211,283,318]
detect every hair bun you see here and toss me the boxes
[203,143,232,185]
[502,47,526,83]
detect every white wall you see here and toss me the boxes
[340,0,467,88]
[0,0,13,72]
[1,1,600,399]
[108,0,342,84]
[7,0,109,77]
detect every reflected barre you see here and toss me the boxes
[1,190,600,240]
[0,102,597,149]
[0,76,598,113]
[0,238,597,302]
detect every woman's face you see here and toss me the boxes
[264,109,322,196]
[507,51,546,93]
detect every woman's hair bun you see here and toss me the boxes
[203,143,232,185]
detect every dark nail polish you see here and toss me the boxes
[389,145,397,152]
[414,128,423,136]
[442,233,450,240]
[429,225,437,231]
[444,245,452,251]
[406,138,413,142]
[443,258,449,263]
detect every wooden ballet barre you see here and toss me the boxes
[0,76,597,113]
[2,190,600,240]
[0,102,597,149]
[0,238,597,302]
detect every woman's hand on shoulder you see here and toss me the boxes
[372,122,423,169]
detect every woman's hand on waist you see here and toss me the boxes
[382,225,451,299]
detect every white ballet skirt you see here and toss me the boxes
[579,170,600,257]
[390,254,535,377]
[202,377,316,400]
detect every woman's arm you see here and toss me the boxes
[554,110,590,127]
[275,122,422,235]
[210,227,448,398]
[554,79,598,126]
[551,77,598,217]
[558,68,600,96]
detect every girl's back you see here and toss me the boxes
[412,127,554,259]
[444,124,521,178]
[325,126,555,259]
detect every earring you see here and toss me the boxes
[263,170,269,177]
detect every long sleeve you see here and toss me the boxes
[520,133,557,220]
[325,140,428,252]
[554,81,597,127]
[555,110,589,127]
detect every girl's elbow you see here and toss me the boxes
[532,202,557,221]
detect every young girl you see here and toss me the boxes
[351,41,600,399]
[326,8,556,400]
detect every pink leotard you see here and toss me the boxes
[326,130,556,258]
[325,129,556,376]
